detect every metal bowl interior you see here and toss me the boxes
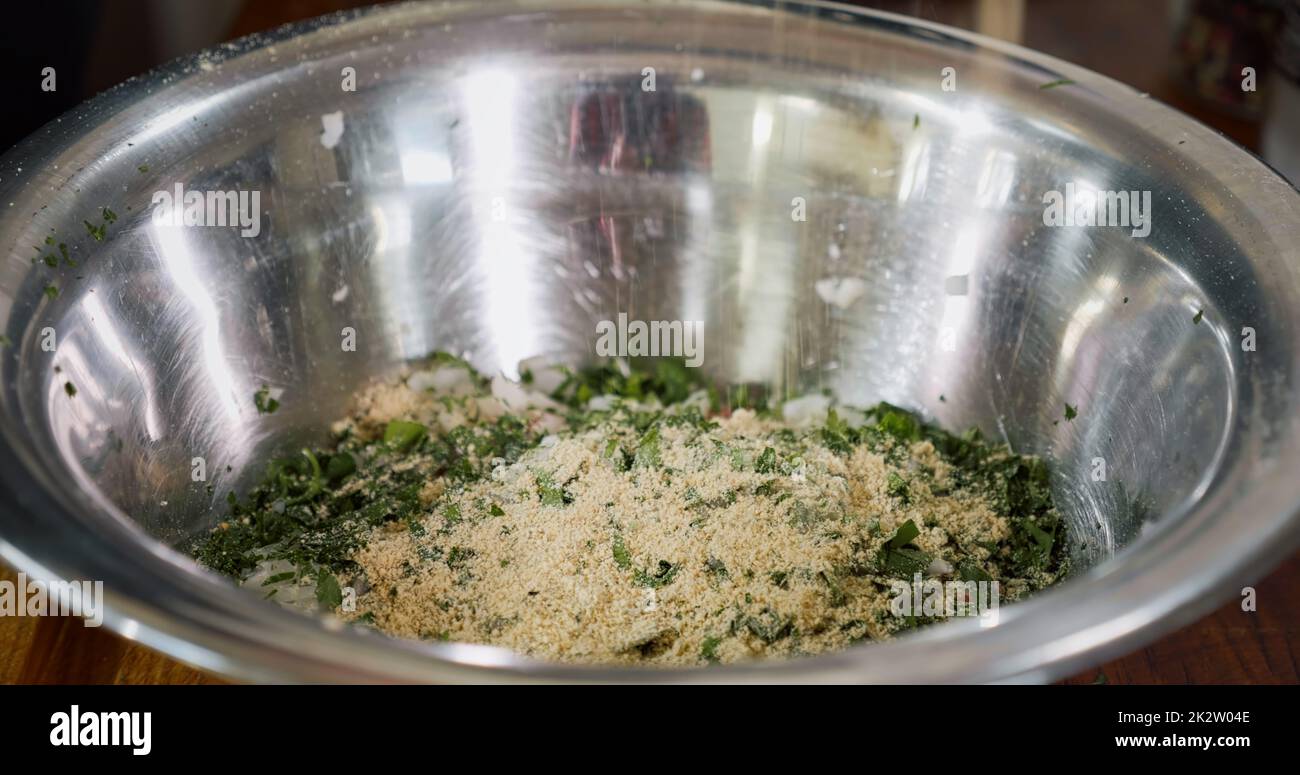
[1,0,1299,682]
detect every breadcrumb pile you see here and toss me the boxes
[196,357,1067,667]
[333,375,1040,665]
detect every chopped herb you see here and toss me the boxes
[876,406,920,442]
[879,546,930,578]
[324,452,355,483]
[315,570,343,608]
[634,560,679,588]
[446,545,475,569]
[634,424,661,468]
[442,503,462,527]
[253,385,279,414]
[1064,403,1078,422]
[886,472,911,504]
[874,519,930,579]
[550,357,709,412]
[64,381,76,398]
[1039,78,1076,89]
[820,570,847,607]
[819,408,856,455]
[1192,309,1204,325]
[887,519,920,549]
[537,472,570,506]
[958,561,992,583]
[700,636,723,663]
[734,609,793,644]
[383,420,427,452]
[611,534,632,569]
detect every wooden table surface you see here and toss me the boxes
[3,0,1296,684]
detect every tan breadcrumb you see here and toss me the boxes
[331,378,1039,666]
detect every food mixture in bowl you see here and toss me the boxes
[193,356,1068,665]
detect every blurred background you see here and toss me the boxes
[5,0,1299,180]
[1,0,1297,684]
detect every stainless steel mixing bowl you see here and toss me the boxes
[2,0,1299,683]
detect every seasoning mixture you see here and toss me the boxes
[194,355,1068,665]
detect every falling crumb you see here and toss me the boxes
[814,277,867,309]
[320,111,345,149]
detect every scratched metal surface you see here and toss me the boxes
[0,0,1298,682]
